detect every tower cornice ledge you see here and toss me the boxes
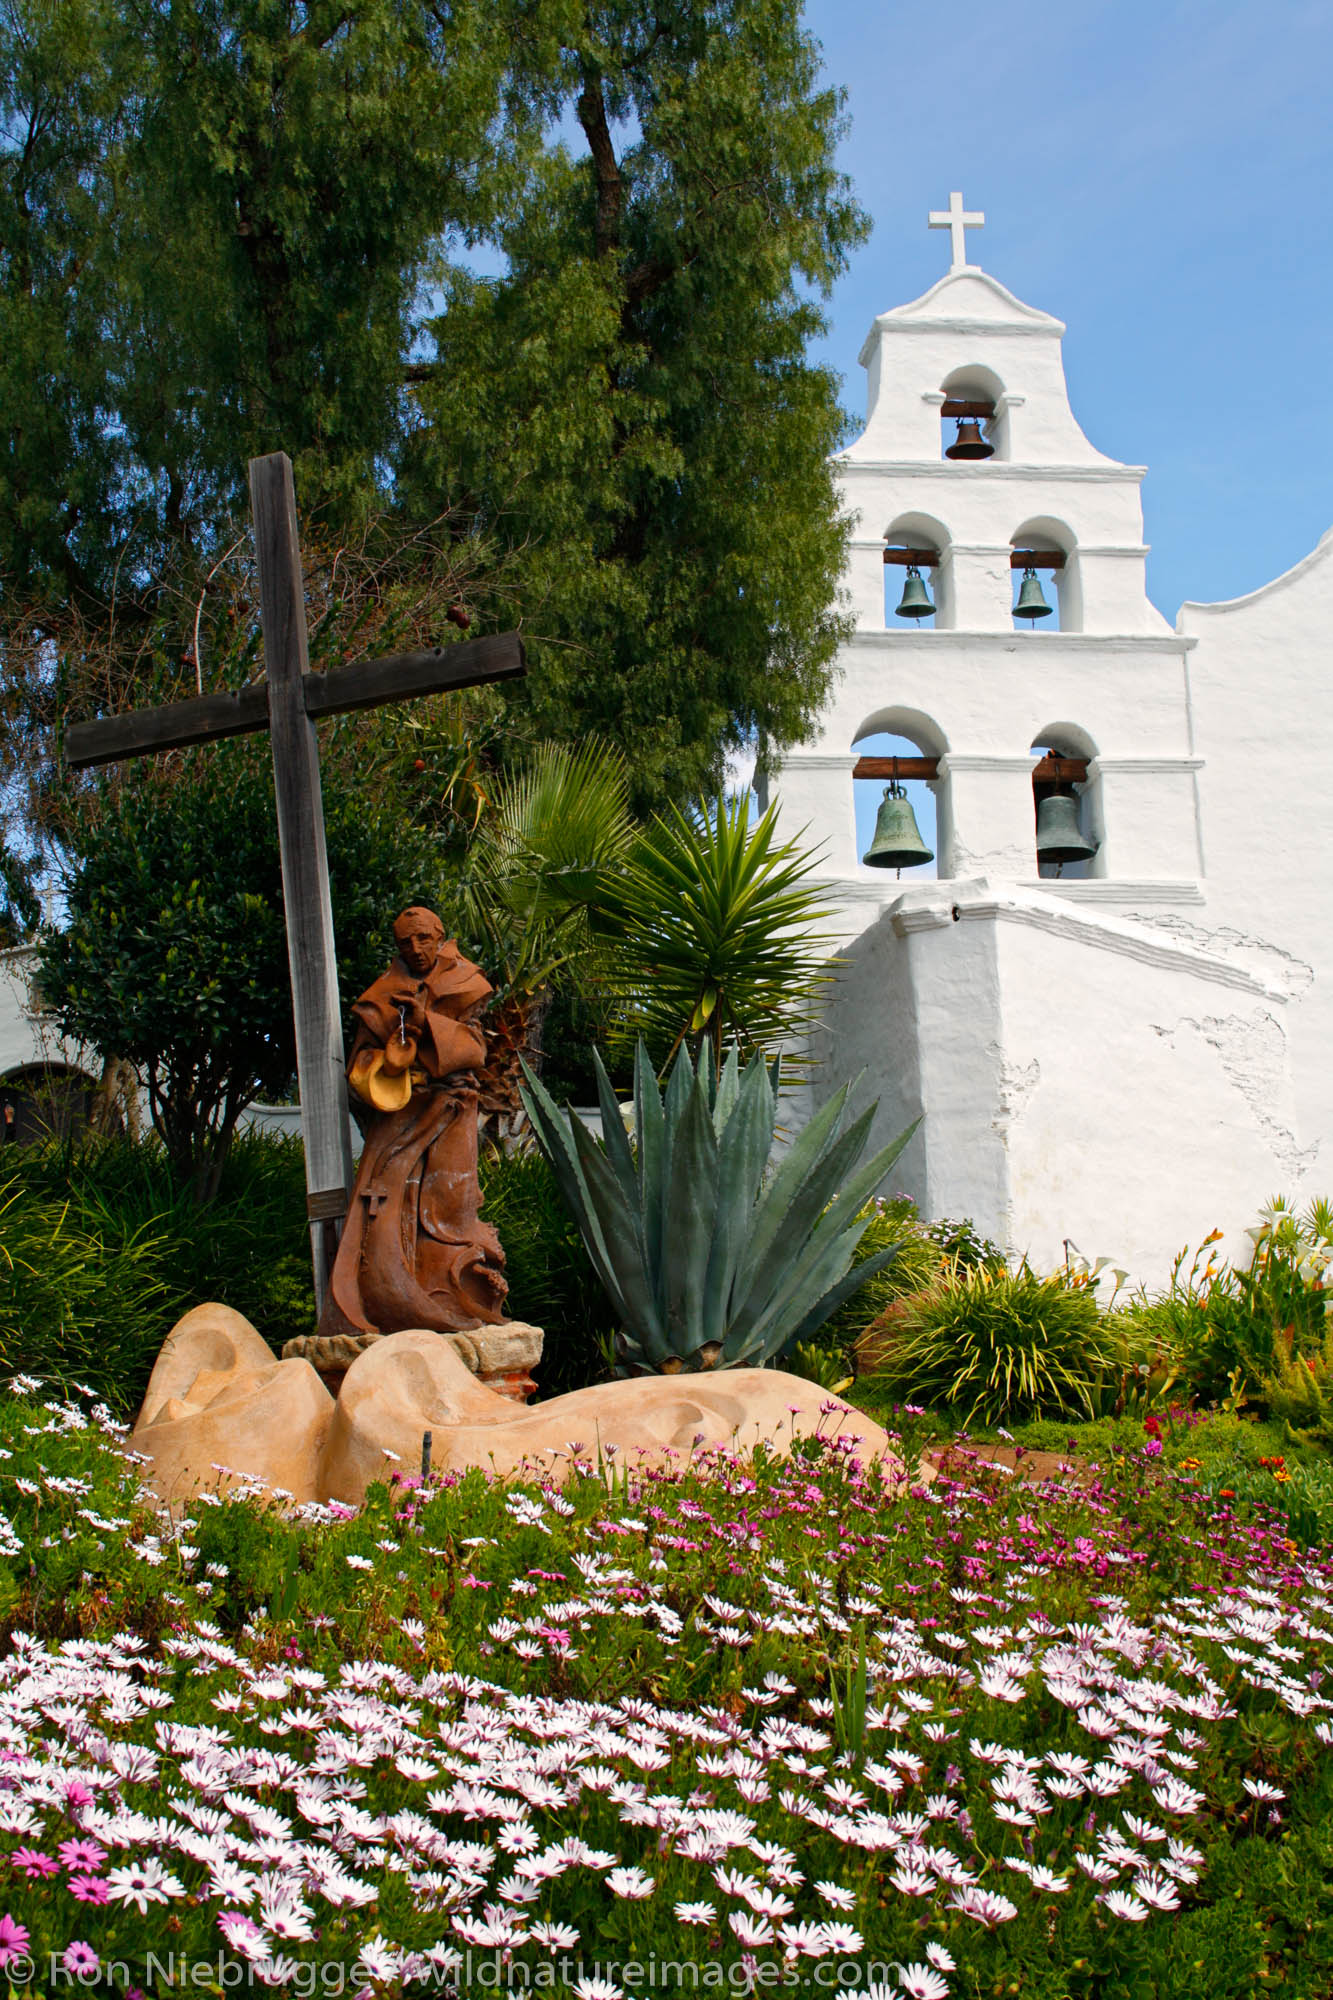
[881,882,1284,999]
[847,631,1197,656]
[835,459,1148,484]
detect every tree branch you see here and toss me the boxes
[576,67,622,261]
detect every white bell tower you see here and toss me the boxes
[767,199,1316,1292]
[770,192,1203,904]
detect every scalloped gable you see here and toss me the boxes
[858,269,1064,363]
[1177,524,1333,622]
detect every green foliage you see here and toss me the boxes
[6,0,865,841]
[520,1039,915,1372]
[784,1339,853,1394]
[399,0,869,813]
[0,1172,172,1408]
[1261,1320,1333,1446]
[1122,1201,1333,1407]
[605,794,835,1069]
[38,739,444,1196]
[0,0,517,597]
[0,1129,315,1412]
[866,1257,1118,1427]
[477,1147,617,1396]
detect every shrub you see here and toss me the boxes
[0,1174,173,1408]
[1261,1321,1333,1446]
[3,1128,628,1412]
[1128,1201,1332,1406]
[2,1130,314,1413]
[863,1256,1117,1426]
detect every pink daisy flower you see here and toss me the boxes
[58,1840,106,1873]
[11,1848,56,1879]
[0,1915,30,1968]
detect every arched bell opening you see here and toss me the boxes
[1030,726,1103,880]
[1011,519,1079,632]
[852,711,946,882]
[940,364,1007,462]
[882,513,951,628]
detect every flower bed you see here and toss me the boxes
[0,1388,1331,1996]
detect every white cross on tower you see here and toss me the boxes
[928,190,985,271]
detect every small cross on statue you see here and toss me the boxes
[65,452,527,1310]
[928,189,985,271]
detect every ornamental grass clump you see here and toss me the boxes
[520,1040,916,1373]
[864,1257,1116,1425]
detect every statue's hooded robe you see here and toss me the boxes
[315,941,508,1343]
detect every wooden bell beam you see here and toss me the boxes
[1031,754,1089,784]
[852,753,1090,784]
[882,548,1067,569]
[883,547,940,567]
[852,756,940,781]
[940,399,995,419]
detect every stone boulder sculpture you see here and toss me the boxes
[130,1311,909,1507]
[132,1303,335,1505]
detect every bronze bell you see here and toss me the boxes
[894,565,935,619]
[945,416,994,461]
[1035,791,1099,869]
[1014,566,1053,620]
[863,782,934,871]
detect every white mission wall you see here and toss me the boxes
[766,255,1329,1287]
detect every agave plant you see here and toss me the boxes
[519,1041,917,1374]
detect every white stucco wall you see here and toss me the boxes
[0,948,86,1080]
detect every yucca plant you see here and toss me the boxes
[864,1257,1115,1426]
[519,1041,917,1374]
[608,795,834,1069]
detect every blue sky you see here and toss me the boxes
[801,0,1333,621]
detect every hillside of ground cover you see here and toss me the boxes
[0,1385,1331,1994]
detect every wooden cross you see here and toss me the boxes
[928,190,985,270]
[65,452,526,1309]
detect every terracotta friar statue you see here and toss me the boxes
[313,906,509,1347]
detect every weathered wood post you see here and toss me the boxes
[249,452,354,1309]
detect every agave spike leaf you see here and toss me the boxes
[518,1063,622,1297]
[564,1113,667,1360]
[727,1183,868,1360]
[732,1096,875,1324]
[780,1242,906,1353]
[732,1085,851,1304]
[634,1038,665,1268]
[661,1068,721,1355]
[713,1044,742,1136]
[800,1117,921,1243]
[665,1043,694,1126]
[699,1057,777,1347]
[590,1044,636,1193]
[523,1040,923,1376]
[731,1115,919,1351]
